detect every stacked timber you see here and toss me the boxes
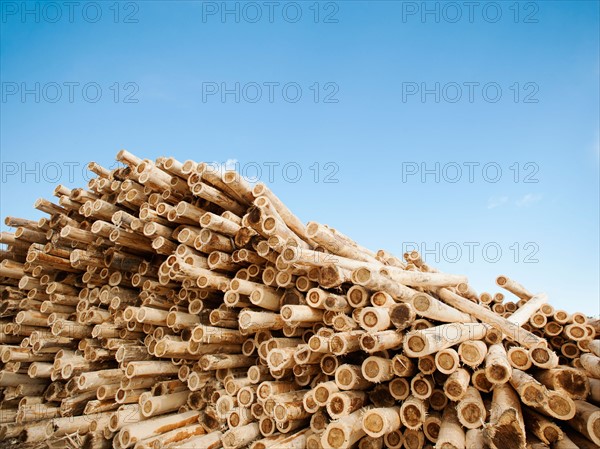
[0,150,599,449]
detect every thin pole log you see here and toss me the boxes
[434,348,460,374]
[437,405,465,449]
[321,406,371,449]
[458,340,488,368]
[529,345,560,370]
[509,368,547,408]
[566,400,600,445]
[465,429,485,449]
[423,411,441,443]
[580,353,600,378]
[404,322,490,357]
[522,408,564,445]
[484,383,526,449]
[533,366,591,400]
[507,346,532,370]
[362,406,401,438]
[496,275,533,300]
[436,288,546,348]
[457,386,486,429]
[222,422,261,449]
[444,368,471,401]
[326,391,368,419]
[400,395,426,430]
[485,343,512,385]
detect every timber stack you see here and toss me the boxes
[0,150,599,449]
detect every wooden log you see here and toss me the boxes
[361,356,395,384]
[357,435,383,449]
[357,307,391,332]
[434,348,460,374]
[321,406,370,449]
[352,267,467,300]
[422,410,441,443]
[281,305,324,323]
[222,422,261,449]
[457,386,486,429]
[566,400,600,445]
[428,388,449,412]
[436,288,546,348]
[484,383,526,449]
[529,345,560,370]
[522,408,563,445]
[379,429,402,449]
[410,372,434,400]
[508,292,548,324]
[306,222,378,264]
[117,411,200,447]
[465,429,485,449]
[549,433,577,449]
[485,343,512,385]
[580,353,600,378]
[359,330,403,353]
[169,430,223,449]
[496,275,534,300]
[458,340,488,368]
[533,366,590,400]
[589,378,600,405]
[391,354,416,378]
[141,390,189,417]
[124,361,180,378]
[507,346,532,370]
[410,292,475,323]
[335,364,371,391]
[404,322,490,357]
[326,391,368,419]
[388,302,416,331]
[400,395,427,430]
[437,405,465,449]
[509,369,546,408]
[362,406,402,438]
[346,285,370,308]
[252,182,309,243]
[403,428,425,449]
[388,378,410,401]
[444,368,471,402]
[564,430,599,449]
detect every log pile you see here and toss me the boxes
[1,150,599,449]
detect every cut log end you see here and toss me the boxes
[407,335,425,353]
[325,427,346,449]
[485,410,526,449]
[547,392,575,420]
[364,413,384,434]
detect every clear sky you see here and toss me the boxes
[1,1,598,315]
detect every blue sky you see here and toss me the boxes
[1,1,598,314]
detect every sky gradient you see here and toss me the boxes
[1,1,599,314]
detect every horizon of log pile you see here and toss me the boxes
[0,150,599,449]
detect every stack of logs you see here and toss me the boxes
[1,150,599,449]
